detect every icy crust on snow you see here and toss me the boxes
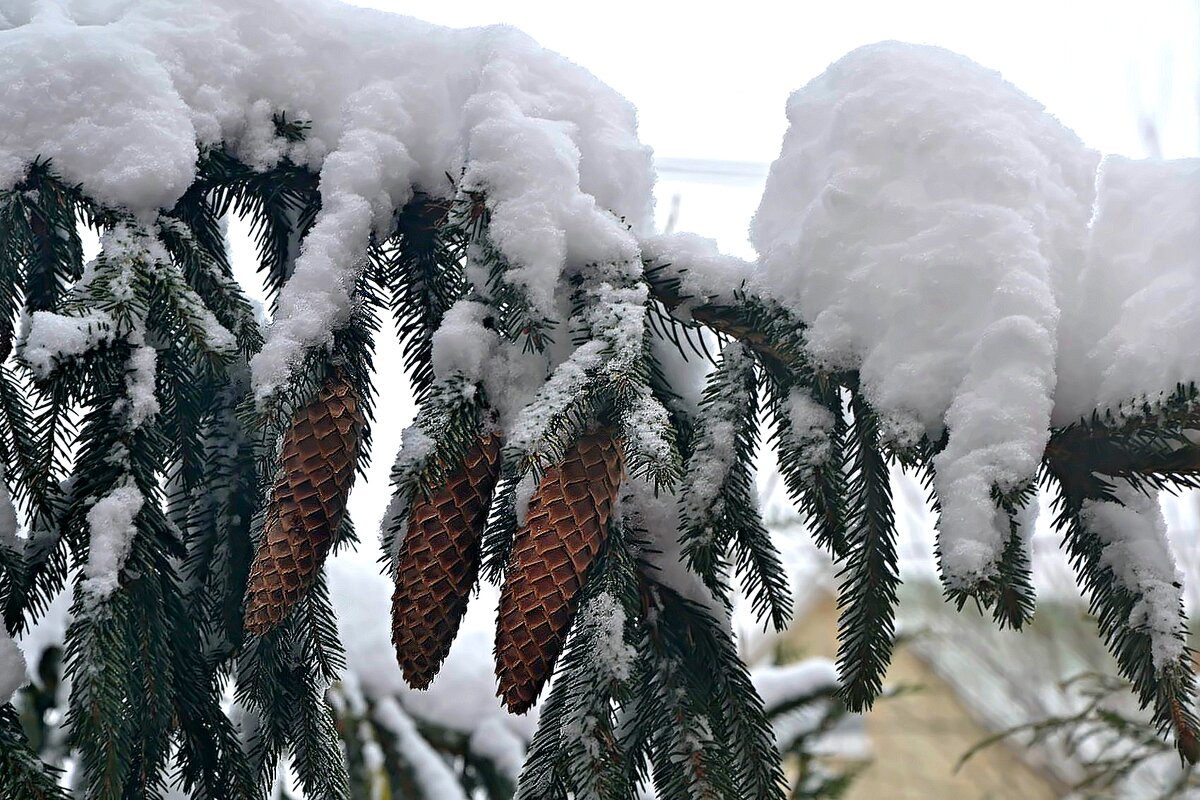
[752,42,1100,588]
[1055,157,1200,424]
[1080,483,1185,671]
[0,0,653,399]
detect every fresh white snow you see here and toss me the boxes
[469,717,527,783]
[0,0,653,402]
[751,42,1098,589]
[21,311,114,379]
[1080,482,1185,671]
[124,343,159,428]
[81,481,145,601]
[429,299,497,387]
[783,388,835,466]
[0,622,25,702]
[1056,156,1200,423]
[327,556,537,741]
[679,343,752,532]
[372,697,470,800]
[640,231,754,312]
[578,591,635,683]
[752,657,838,712]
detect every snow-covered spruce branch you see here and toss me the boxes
[2,3,1200,796]
[643,252,1200,755]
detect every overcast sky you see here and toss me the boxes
[351,1,1199,162]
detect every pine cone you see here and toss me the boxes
[495,429,624,713]
[391,434,502,688]
[243,372,365,636]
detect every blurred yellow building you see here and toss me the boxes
[786,590,1067,800]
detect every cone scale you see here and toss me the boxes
[243,371,365,636]
[391,434,502,688]
[494,428,624,714]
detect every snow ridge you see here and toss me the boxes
[0,0,653,401]
[1081,482,1186,671]
[752,42,1179,590]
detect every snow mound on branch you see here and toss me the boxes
[0,0,653,398]
[0,623,25,702]
[1080,483,1184,671]
[21,312,115,379]
[0,9,196,212]
[81,482,145,601]
[1056,156,1200,423]
[640,232,755,310]
[752,42,1099,588]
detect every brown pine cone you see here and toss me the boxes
[243,371,365,636]
[391,434,502,689]
[495,428,624,713]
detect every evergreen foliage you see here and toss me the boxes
[0,101,1197,800]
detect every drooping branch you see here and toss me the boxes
[645,264,1200,487]
[644,256,1200,761]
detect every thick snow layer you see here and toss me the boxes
[0,623,25,702]
[1055,157,1200,423]
[0,7,196,212]
[81,481,145,600]
[1080,483,1185,671]
[21,311,114,379]
[752,42,1099,588]
[0,0,653,399]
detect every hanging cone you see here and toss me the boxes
[243,371,365,636]
[391,433,502,688]
[495,428,624,713]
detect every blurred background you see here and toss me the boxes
[14,2,1200,797]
